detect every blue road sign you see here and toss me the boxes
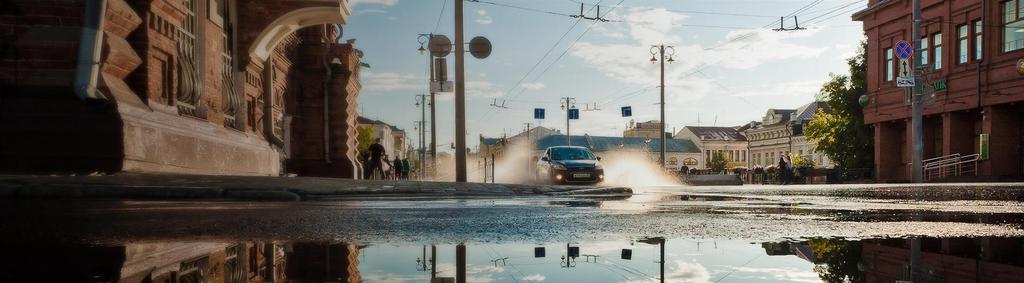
[895,40,913,60]
[621,106,632,117]
[568,108,580,120]
[534,108,545,119]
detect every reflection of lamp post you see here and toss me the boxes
[639,237,666,283]
[415,245,433,272]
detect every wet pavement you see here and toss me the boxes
[3,184,1024,282]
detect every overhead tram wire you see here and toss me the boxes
[801,0,867,25]
[502,0,627,104]
[466,0,575,17]
[476,1,602,118]
[807,3,870,25]
[432,0,448,33]
[564,0,779,18]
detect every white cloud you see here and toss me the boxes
[476,9,493,25]
[522,274,546,281]
[521,82,545,90]
[623,260,711,283]
[570,8,827,115]
[467,80,505,98]
[730,80,824,98]
[361,71,424,92]
[351,0,398,6]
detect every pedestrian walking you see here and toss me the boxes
[402,158,411,180]
[367,138,386,180]
[392,156,404,180]
[778,157,789,185]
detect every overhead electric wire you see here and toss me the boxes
[501,0,627,104]
[467,0,574,17]
[432,0,448,33]
[565,0,779,18]
[802,0,867,24]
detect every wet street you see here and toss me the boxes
[4,184,1024,282]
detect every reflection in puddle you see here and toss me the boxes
[4,237,1022,282]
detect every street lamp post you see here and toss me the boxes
[649,45,675,169]
[415,95,428,179]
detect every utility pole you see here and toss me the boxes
[909,1,923,282]
[910,0,923,184]
[560,97,576,146]
[454,0,467,182]
[650,45,675,169]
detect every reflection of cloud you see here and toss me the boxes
[522,274,546,281]
[476,9,493,25]
[362,273,422,283]
[356,9,388,15]
[721,266,820,283]
[665,260,712,283]
[351,0,398,6]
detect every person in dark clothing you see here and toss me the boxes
[392,156,404,180]
[367,138,386,180]
[402,158,412,179]
[778,157,789,185]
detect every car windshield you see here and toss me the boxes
[550,148,596,161]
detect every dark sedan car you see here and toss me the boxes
[536,146,604,184]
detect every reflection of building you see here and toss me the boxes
[745,102,834,168]
[5,241,362,282]
[854,0,1024,181]
[1,1,364,177]
[861,238,1024,283]
[675,126,748,169]
[623,120,667,139]
[761,242,822,264]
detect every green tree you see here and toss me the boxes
[808,238,864,283]
[708,151,728,173]
[805,41,874,171]
[356,126,375,153]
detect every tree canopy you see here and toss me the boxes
[805,41,873,171]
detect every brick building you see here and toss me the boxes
[855,0,1024,181]
[1,0,366,178]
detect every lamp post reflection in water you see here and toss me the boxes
[639,237,666,283]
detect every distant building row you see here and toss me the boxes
[480,101,834,170]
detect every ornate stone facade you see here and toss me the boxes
[1,0,363,177]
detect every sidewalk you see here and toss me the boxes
[0,174,632,201]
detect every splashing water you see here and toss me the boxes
[467,141,681,191]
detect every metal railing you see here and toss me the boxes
[923,153,980,181]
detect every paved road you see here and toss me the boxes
[4,184,1023,244]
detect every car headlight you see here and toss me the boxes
[552,163,567,170]
[594,163,604,170]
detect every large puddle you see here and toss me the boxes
[3,186,1024,282]
[4,237,1023,282]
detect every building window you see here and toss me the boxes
[958,24,970,63]
[975,20,984,60]
[220,0,243,129]
[1003,0,1024,52]
[884,47,894,81]
[177,0,202,117]
[921,36,929,66]
[933,33,943,69]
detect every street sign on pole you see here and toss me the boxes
[895,40,913,60]
[621,106,632,117]
[534,108,545,119]
[430,81,454,93]
[896,51,914,87]
[568,108,580,120]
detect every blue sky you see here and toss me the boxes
[344,0,866,152]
